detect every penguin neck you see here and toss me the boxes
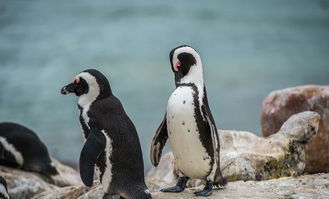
[78,89,112,108]
[78,87,100,108]
[178,62,204,87]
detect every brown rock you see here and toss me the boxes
[261,85,329,173]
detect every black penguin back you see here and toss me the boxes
[85,94,148,194]
[0,122,58,176]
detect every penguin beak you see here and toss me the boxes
[61,83,77,95]
[174,70,183,87]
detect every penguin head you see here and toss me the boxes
[169,45,203,86]
[61,69,112,107]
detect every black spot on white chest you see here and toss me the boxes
[167,86,200,135]
[166,86,211,178]
[167,86,196,119]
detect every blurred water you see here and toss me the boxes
[0,0,328,170]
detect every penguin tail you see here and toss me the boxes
[141,189,152,199]
[138,186,152,199]
[131,190,152,199]
[214,176,227,188]
[127,183,152,199]
[213,169,228,188]
[26,162,59,177]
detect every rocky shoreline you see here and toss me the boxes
[2,110,327,199]
[262,85,329,173]
[148,111,320,184]
[2,164,328,199]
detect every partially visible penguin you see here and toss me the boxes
[0,176,9,199]
[61,69,151,199]
[0,122,58,177]
[150,45,227,197]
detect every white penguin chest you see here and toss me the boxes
[81,104,91,128]
[89,129,113,192]
[99,130,113,192]
[166,86,211,179]
[79,104,113,191]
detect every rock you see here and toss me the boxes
[33,174,329,199]
[48,158,82,187]
[33,179,173,199]
[1,157,81,199]
[147,111,320,185]
[1,111,326,199]
[261,85,329,173]
[32,184,101,199]
[146,153,203,188]
[151,173,329,199]
[1,165,57,199]
[146,153,177,185]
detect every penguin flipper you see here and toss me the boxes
[201,104,226,185]
[201,88,227,186]
[79,127,106,187]
[150,113,168,167]
[201,104,219,155]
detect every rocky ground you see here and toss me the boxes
[1,111,328,199]
[148,111,321,183]
[150,173,329,199]
[0,158,81,199]
[3,165,328,199]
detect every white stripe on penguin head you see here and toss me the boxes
[172,46,204,86]
[76,72,100,108]
[0,136,24,166]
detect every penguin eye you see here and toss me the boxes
[73,77,80,84]
[173,60,181,72]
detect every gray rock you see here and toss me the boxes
[33,174,329,199]
[151,173,329,199]
[2,111,324,199]
[48,158,82,187]
[1,158,81,199]
[148,111,320,184]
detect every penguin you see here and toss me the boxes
[0,176,9,199]
[61,69,151,199]
[0,122,59,177]
[150,45,227,197]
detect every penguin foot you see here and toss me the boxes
[102,194,110,199]
[161,185,185,193]
[194,180,213,197]
[160,176,189,193]
[102,194,123,199]
[111,196,124,199]
[194,189,213,197]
